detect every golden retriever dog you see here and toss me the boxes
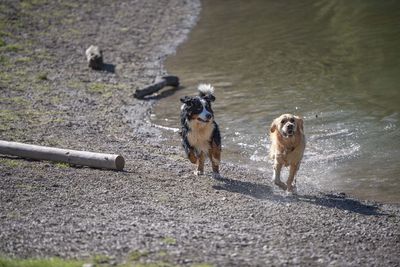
[269,114,305,193]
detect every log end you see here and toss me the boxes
[162,75,180,87]
[115,155,125,171]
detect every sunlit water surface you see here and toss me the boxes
[152,0,400,204]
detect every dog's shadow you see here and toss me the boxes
[102,63,115,73]
[213,177,385,216]
[297,193,385,216]
[213,176,273,200]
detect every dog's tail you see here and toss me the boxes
[198,84,215,97]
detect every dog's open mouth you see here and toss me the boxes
[283,130,294,138]
[197,118,210,123]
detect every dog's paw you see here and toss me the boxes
[291,185,298,195]
[194,170,204,176]
[285,190,294,197]
[287,185,298,195]
[274,180,288,191]
[212,172,222,179]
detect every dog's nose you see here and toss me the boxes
[206,113,212,120]
[288,124,294,129]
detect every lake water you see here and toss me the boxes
[152,0,400,204]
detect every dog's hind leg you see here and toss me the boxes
[209,144,221,179]
[194,151,205,176]
[287,163,300,193]
[272,162,287,190]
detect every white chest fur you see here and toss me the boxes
[187,120,214,153]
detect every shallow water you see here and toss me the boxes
[152,0,400,204]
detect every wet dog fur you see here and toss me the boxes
[180,84,221,178]
[270,114,305,193]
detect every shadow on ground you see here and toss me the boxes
[213,177,384,216]
[102,63,115,73]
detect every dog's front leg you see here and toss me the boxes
[209,144,221,179]
[272,161,287,190]
[188,149,197,164]
[194,151,205,176]
[287,163,300,193]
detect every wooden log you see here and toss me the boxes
[0,140,125,171]
[134,75,179,99]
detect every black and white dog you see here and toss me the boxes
[180,84,221,178]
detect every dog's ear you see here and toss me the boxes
[270,120,277,133]
[180,96,192,104]
[295,116,304,134]
[203,94,215,102]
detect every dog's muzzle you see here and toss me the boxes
[197,113,213,123]
[287,125,294,136]
[283,124,295,137]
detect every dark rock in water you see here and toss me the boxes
[85,45,103,70]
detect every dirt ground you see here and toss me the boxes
[0,1,399,266]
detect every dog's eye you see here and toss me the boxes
[281,119,286,124]
[289,118,295,123]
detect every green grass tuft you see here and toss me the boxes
[0,257,84,267]
[54,162,70,169]
[0,158,22,168]
[161,237,176,245]
[128,250,149,262]
[15,57,32,64]
[36,72,48,81]
[0,44,23,53]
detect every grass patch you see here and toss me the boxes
[0,43,23,53]
[161,237,176,245]
[88,83,109,94]
[20,0,50,10]
[36,72,48,81]
[0,109,41,132]
[87,82,113,98]
[0,158,22,168]
[0,31,13,39]
[54,162,70,169]
[0,110,19,131]
[91,254,113,265]
[0,257,83,267]
[0,97,28,106]
[15,57,32,64]
[0,55,8,64]
[128,250,149,262]
[67,80,83,89]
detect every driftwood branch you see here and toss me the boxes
[134,75,179,99]
[0,140,125,171]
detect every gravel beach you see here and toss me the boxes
[0,1,399,266]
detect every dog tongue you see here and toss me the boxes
[197,118,208,123]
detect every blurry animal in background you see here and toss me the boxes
[269,113,305,193]
[85,45,103,70]
[180,84,221,178]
